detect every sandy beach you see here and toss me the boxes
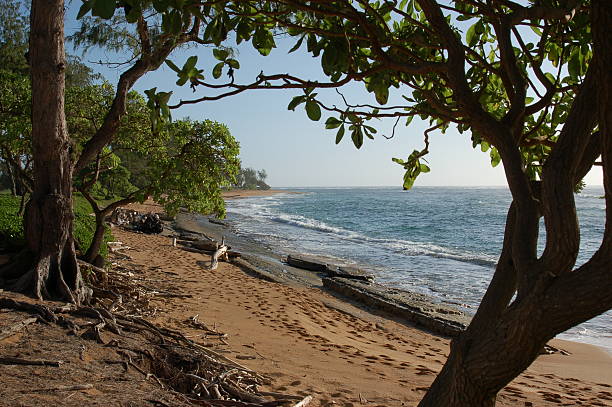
[119,196,612,407]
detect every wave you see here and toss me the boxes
[234,208,499,269]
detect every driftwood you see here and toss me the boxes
[0,357,63,367]
[209,238,229,270]
[0,316,38,341]
[181,246,241,259]
[292,396,313,407]
[192,239,221,252]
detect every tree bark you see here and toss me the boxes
[2,0,89,303]
[418,3,611,406]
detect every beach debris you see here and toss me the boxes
[23,384,95,393]
[292,395,314,407]
[541,344,571,356]
[209,237,229,270]
[0,294,309,407]
[0,316,38,341]
[176,238,242,260]
[108,208,163,234]
[0,356,63,367]
[108,208,140,226]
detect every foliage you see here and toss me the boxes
[120,118,241,217]
[72,193,113,258]
[0,192,111,256]
[0,0,29,74]
[0,193,24,251]
[235,167,270,190]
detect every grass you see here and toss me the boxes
[0,192,113,257]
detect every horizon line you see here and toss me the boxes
[271,184,605,189]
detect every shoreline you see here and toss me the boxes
[178,207,612,356]
[222,189,302,199]
[123,200,612,406]
[218,189,611,354]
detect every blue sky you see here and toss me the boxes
[64,6,603,188]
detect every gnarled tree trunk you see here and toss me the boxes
[1,0,89,304]
[419,2,612,405]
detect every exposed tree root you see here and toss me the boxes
[0,296,310,406]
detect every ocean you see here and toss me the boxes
[224,186,611,352]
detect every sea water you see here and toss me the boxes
[225,186,611,352]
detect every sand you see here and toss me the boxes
[113,197,612,407]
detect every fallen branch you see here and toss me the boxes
[0,317,38,341]
[0,357,63,367]
[209,237,229,270]
[292,395,313,407]
[23,384,94,393]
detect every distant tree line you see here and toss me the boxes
[234,167,270,190]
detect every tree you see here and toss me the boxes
[77,110,240,261]
[0,0,29,75]
[235,167,270,190]
[195,1,606,406]
[1,0,258,302]
[8,0,88,303]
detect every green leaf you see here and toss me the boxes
[212,62,224,79]
[165,59,181,73]
[77,1,92,19]
[490,148,501,167]
[374,86,389,105]
[152,0,169,12]
[176,75,188,86]
[287,96,306,111]
[184,56,198,72]
[289,35,305,53]
[226,58,240,69]
[403,173,415,190]
[351,127,364,149]
[325,117,342,129]
[92,0,116,19]
[335,126,345,144]
[419,163,430,173]
[157,91,172,106]
[305,100,321,121]
[466,23,478,47]
[213,48,229,61]
[568,49,581,78]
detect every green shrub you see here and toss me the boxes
[0,194,25,251]
[0,193,112,257]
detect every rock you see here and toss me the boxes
[134,213,163,234]
[286,255,328,272]
[326,265,373,282]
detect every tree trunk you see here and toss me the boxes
[84,212,106,264]
[3,0,89,303]
[419,3,612,405]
